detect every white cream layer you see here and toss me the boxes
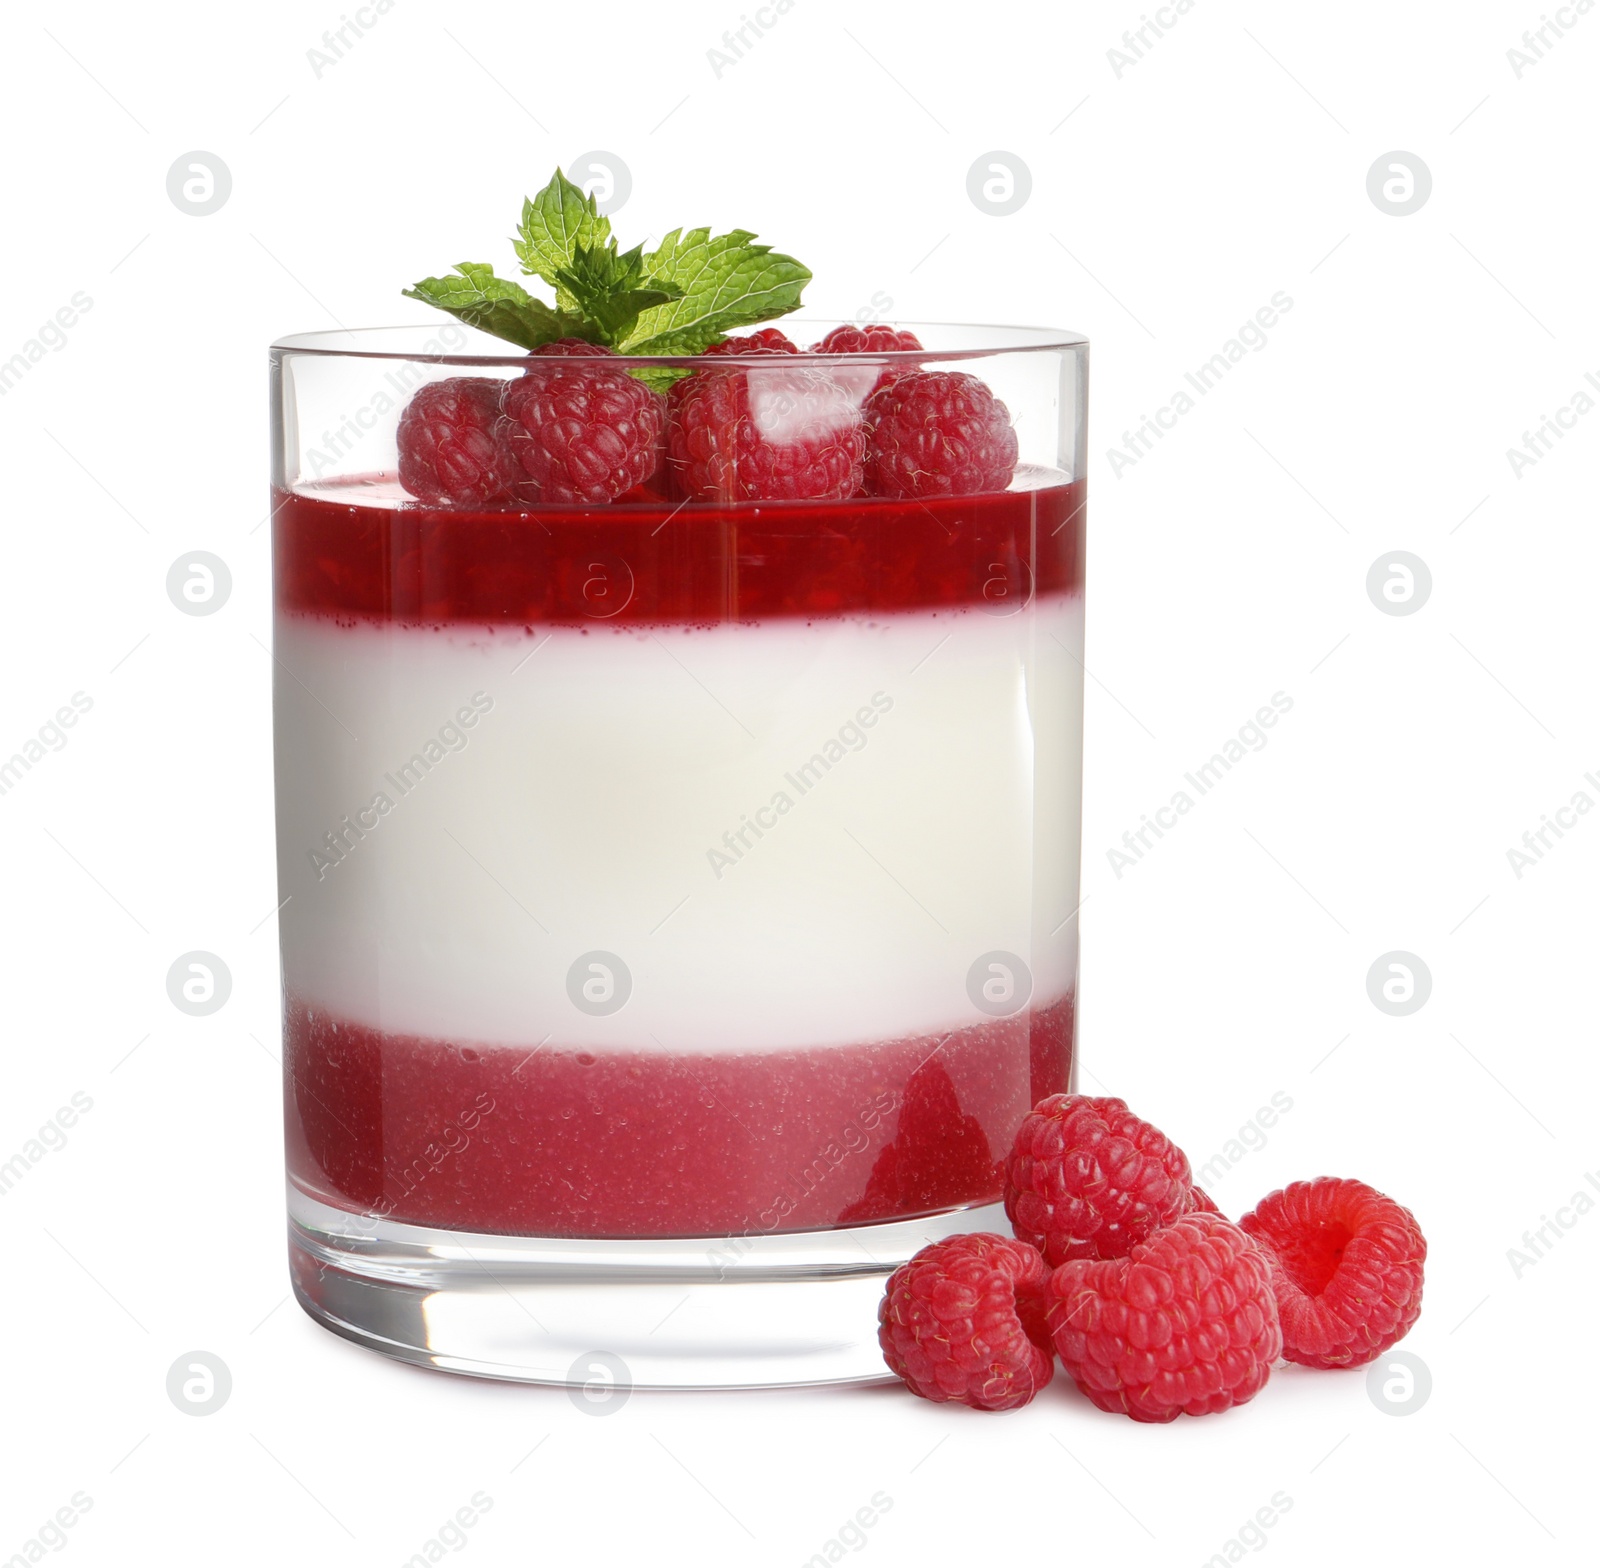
[274,597,1084,1051]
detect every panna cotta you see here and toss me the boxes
[273,470,1085,1238]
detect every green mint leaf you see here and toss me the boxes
[402,262,592,350]
[553,242,684,345]
[617,228,810,356]
[513,169,611,305]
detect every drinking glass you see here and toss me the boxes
[270,322,1088,1386]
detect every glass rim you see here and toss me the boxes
[269,319,1088,367]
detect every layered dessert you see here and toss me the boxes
[272,173,1085,1243]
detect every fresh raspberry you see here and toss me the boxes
[1004,1094,1193,1266]
[863,370,1018,498]
[1239,1178,1426,1369]
[667,358,864,501]
[1047,1211,1282,1422]
[500,340,665,504]
[812,323,924,357]
[811,324,924,397]
[879,1233,1054,1411]
[699,329,798,357]
[1186,1186,1220,1214]
[396,377,517,505]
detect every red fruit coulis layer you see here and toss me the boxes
[272,473,1085,625]
[284,991,1074,1239]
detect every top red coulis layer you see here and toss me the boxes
[272,477,1086,626]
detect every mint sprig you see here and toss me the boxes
[405,170,811,371]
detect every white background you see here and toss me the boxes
[1,0,1594,1563]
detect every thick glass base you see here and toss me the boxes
[289,1188,1005,1389]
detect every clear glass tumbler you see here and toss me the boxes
[270,322,1088,1386]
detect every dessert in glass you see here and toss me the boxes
[270,174,1087,1386]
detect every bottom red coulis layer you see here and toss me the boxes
[285,993,1074,1238]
